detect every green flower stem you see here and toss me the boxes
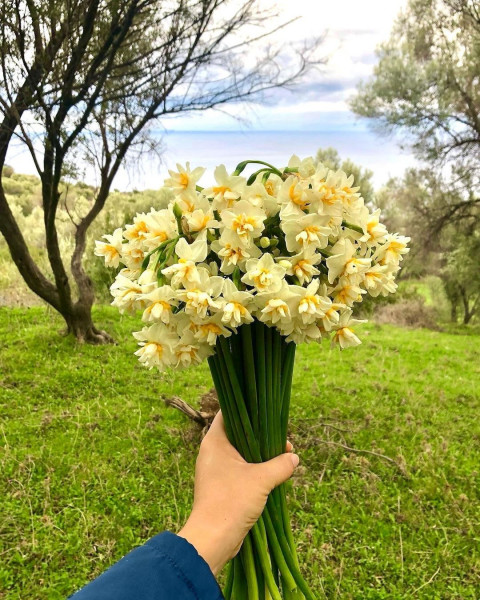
[254,322,268,461]
[265,496,316,600]
[251,524,283,600]
[261,506,297,593]
[280,343,296,447]
[254,542,266,600]
[217,337,262,462]
[242,533,260,600]
[241,325,259,437]
[211,353,284,599]
[224,559,234,600]
[265,327,275,461]
[233,160,283,178]
[215,339,301,595]
[211,327,315,600]
[234,552,248,599]
[247,168,276,186]
[231,335,245,398]
[279,485,300,568]
[208,356,236,446]
[273,329,282,456]
[342,219,364,234]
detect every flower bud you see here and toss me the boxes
[173,203,183,220]
[259,236,270,248]
[278,259,292,269]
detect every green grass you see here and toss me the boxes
[1,307,479,599]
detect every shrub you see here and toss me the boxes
[374,299,439,329]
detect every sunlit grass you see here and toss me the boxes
[1,306,479,599]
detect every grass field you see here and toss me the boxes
[1,306,479,599]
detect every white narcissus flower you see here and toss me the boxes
[143,208,178,251]
[332,310,366,349]
[336,171,362,209]
[121,243,145,273]
[162,233,208,286]
[356,208,388,245]
[362,264,398,297]
[287,279,330,324]
[110,273,145,314]
[99,156,406,367]
[220,200,267,246]
[281,213,331,252]
[242,181,279,217]
[164,162,205,194]
[124,213,150,244]
[287,154,316,179]
[212,230,262,274]
[203,165,245,211]
[254,282,294,326]
[283,320,323,345]
[331,277,367,307]
[94,227,123,268]
[326,238,371,284]
[262,173,282,200]
[320,299,346,332]
[176,268,224,319]
[374,233,411,266]
[184,196,219,233]
[221,279,255,328]
[241,253,286,293]
[174,331,213,369]
[141,285,178,323]
[190,313,233,345]
[133,324,177,370]
[307,166,343,213]
[174,190,197,214]
[282,247,322,285]
[278,175,310,215]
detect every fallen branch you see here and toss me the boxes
[312,438,408,476]
[160,389,220,431]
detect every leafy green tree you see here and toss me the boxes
[351,0,480,168]
[351,0,480,232]
[441,229,480,324]
[375,167,480,322]
[0,0,321,342]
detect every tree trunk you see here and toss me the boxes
[450,301,458,323]
[62,298,114,344]
[460,286,473,325]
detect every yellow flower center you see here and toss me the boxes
[104,244,119,256]
[289,184,308,209]
[145,342,163,356]
[232,214,256,236]
[179,172,189,188]
[264,181,275,196]
[213,185,230,196]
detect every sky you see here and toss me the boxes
[7,0,414,189]
[160,0,409,133]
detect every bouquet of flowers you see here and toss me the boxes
[95,155,409,599]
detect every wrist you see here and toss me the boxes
[177,513,232,576]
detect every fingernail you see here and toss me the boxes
[291,453,300,468]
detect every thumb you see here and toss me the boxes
[257,452,300,491]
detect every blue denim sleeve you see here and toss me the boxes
[69,531,225,600]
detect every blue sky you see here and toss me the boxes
[159,0,408,133]
[8,0,414,189]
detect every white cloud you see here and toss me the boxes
[161,0,407,131]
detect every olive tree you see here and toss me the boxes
[0,0,322,342]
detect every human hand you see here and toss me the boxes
[177,410,299,576]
